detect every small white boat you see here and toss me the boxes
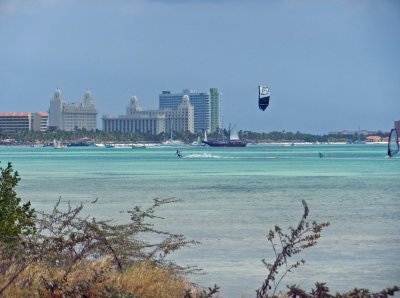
[53,139,65,149]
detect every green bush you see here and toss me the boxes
[0,162,36,245]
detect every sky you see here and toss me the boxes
[0,0,399,134]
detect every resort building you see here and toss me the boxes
[164,95,195,134]
[210,88,223,133]
[159,88,221,133]
[0,112,48,132]
[49,88,97,131]
[32,112,49,132]
[329,129,382,136]
[366,135,383,143]
[103,96,165,135]
[102,95,194,135]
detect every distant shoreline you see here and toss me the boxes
[0,141,388,148]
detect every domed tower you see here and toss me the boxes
[178,95,193,110]
[49,87,64,129]
[177,94,194,133]
[83,89,94,106]
[182,95,190,106]
[126,95,141,115]
[54,87,62,100]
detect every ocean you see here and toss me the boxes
[1,144,399,297]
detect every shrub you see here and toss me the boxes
[0,194,200,296]
[257,201,398,298]
[0,162,36,245]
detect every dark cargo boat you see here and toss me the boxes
[201,139,247,147]
[201,129,247,147]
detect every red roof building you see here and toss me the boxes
[0,112,48,132]
[366,135,382,142]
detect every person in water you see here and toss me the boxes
[176,150,182,158]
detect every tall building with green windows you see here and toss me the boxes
[210,88,223,133]
[159,88,223,133]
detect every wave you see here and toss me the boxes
[184,153,230,159]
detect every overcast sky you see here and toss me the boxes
[0,0,399,134]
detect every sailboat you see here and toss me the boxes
[162,124,184,146]
[202,127,247,147]
[388,128,399,157]
[53,139,65,149]
[191,130,208,146]
[353,127,366,144]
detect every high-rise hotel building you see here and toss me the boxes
[210,88,223,133]
[49,88,97,131]
[102,95,194,135]
[159,88,222,133]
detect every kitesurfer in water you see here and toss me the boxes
[176,150,182,158]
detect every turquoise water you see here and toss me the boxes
[1,144,399,297]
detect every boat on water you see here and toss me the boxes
[53,139,65,149]
[191,130,208,146]
[67,141,91,147]
[162,139,185,146]
[162,124,185,146]
[66,137,93,147]
[202,139,247,147]
[132,144,146,149]
[202,128,247,147]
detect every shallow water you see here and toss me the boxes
[1,144,399,297]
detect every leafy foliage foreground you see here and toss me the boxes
[0,162,206,296]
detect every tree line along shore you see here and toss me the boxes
[0,129,389,146]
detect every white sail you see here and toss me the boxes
[388,128,399,157]
[53,139,64,149]
[230,129,239,141]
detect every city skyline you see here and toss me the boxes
[0,0,399,134]
[1,85,396,134]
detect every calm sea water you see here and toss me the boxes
[1,144,399,297]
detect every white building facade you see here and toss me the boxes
[49,88,97,131]
[164,95,194,134]
[102,95,194,135]
[32,112,49,132]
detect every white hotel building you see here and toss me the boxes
[102,95,194,135]
[49,88,97,131]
